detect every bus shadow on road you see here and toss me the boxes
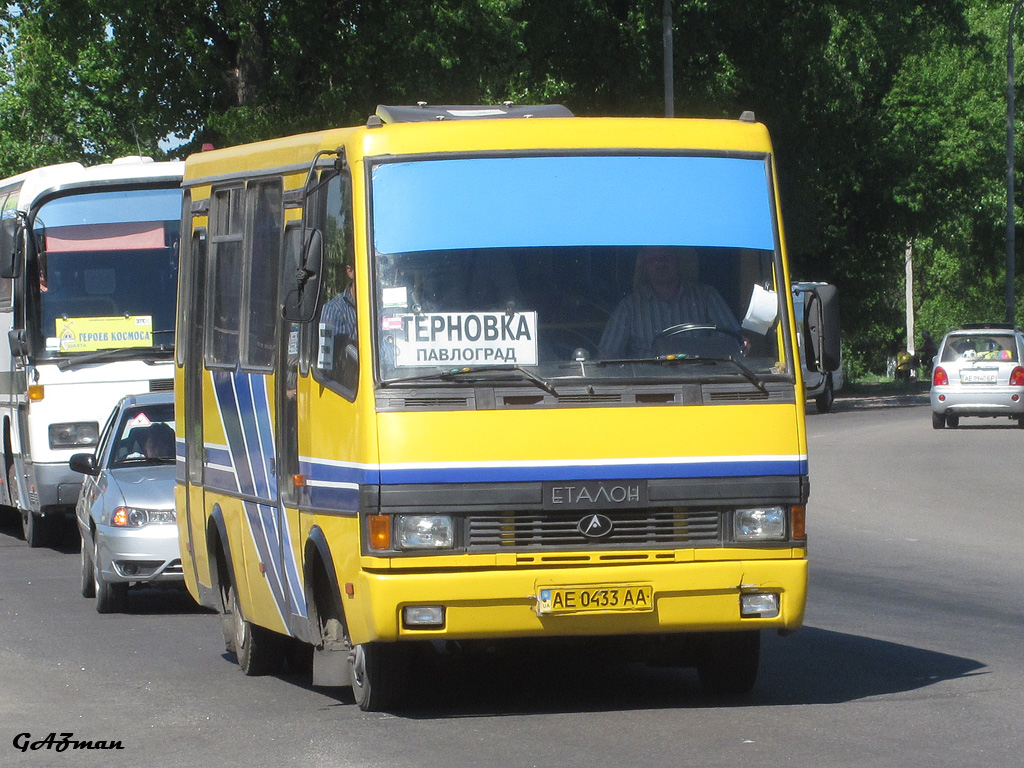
[368,626,985,718]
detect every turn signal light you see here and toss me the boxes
[791,505,806,541]
[933,367,948,386]
[1011,367,1024,386]
[28,385,44,401]
[367,514,391,551]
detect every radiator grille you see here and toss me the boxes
[467,508,720,551]
[149,379,174,392]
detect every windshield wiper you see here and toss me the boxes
[595,354,768,395]
[384,364,559,396]
[56,345,172,371]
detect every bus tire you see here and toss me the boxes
[349,642,408,712]
[229,583,283,676]
[23,510,50,548]
[696,630,760,696]
[814,374,834,413]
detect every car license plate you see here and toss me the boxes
[536,584,654,615]
[960,370,997,384]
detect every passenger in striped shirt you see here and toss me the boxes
[598,246,739,359]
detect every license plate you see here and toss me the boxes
[960,370,997,383]
[536,584,654,615]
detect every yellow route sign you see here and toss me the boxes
[55,315,154,353]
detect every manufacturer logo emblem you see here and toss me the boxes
[578,514,613,538]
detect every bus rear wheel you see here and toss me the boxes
[349,642,409,712]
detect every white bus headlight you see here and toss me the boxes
[733,506,787,541]
[49,421,100,449]
[396,515,454,550]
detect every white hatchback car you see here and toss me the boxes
[69,392,182,612]
[930,324,1024,429]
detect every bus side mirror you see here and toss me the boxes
[0,217,23,279]
[282,228,323,323]
[8,329,28,358]
[803,284,841,373]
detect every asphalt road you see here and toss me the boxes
[2,392,1022,767]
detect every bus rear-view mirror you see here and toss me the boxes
[282,227,324,323]
[803,284,841,374]
[0,217,22,279]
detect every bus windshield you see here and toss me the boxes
[371,154,788,384]
[30,187,181,358]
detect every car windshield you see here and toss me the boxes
[941,334,1018,363]
[30,187,181,359]
[109,402,175,469]
[370,154,788,385]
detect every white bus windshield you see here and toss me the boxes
[30,187,181,358]
[371,154,787,383]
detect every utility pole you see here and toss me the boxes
[1007,0,1024,324]
[905,239,915,359]
[663,0,674,117]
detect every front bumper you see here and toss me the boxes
[930,385,1024,416]
[346,553,807,645]
[94,522,184,584]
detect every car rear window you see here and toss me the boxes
[940,334,1018,363]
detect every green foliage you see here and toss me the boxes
[1,0,1020,374]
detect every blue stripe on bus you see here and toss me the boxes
[298,456,805,490]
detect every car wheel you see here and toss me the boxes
[93,540,127,613]
[1015,415,1024,428]
[80,533,95,598]
[229,582,283,676]
[946,414,960,428]
[349,641,409,712]
[931,412,946,430]
[814,374,835,414]
[696,630,760,696]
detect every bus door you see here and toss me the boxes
[180,215,208,590]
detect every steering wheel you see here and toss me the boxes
[655,321,745,346]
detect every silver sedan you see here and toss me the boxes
[930,324,1024,429]
[69,392,183,612]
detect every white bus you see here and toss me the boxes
[0,157,184,546]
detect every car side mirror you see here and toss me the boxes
[803,284,841,374]
[69,453,98,476]
[0,217,23,279]
[282,228,324,323]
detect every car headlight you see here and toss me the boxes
[733,506,787,541]
[49,421,99,449]
[111,506,176,528]
[395,515,454,550]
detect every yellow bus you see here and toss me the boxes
[176,104,834,711]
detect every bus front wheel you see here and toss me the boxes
[349,642,409,712]
[696,630,760,696]
[229,583,284,676]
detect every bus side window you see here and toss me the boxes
[206,187,243,367]
[312,171,358,398]
[243,181,283,370]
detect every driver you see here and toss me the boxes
[598,246,739,359]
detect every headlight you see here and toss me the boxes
[49,421,99,449]
[111,506,176,528]
[395,515,454,550]
[733,506,787,541]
